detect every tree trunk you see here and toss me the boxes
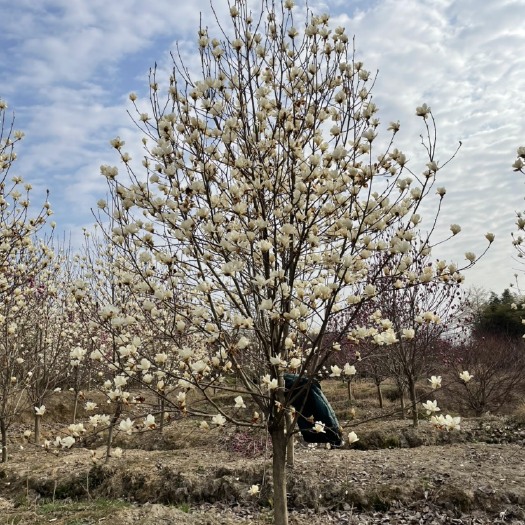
[346,379,354,404]
[72,367,80,423]
[34,413,41,445]
[73,391,79,424]
[159,395,165,434]
[376,382,383,409]
[105,402,122,462]
[409,380,419,427]
[1,418,7,463]
[399,388,406,419]
[285,411,294,467]
[271,422,288,525]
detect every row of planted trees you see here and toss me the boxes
[3,2,525,523]
[327,283,525,424]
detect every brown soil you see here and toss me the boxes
[1,418,525,524]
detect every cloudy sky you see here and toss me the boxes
[1,0,524,294]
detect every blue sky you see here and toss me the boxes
[1,0,525,294]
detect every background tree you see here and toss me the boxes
[16,242,78,444]
[329,252,463,425]
[0,99,53,461]
[96,3,490,523]
[472,289,524,339]
[380,277,462,427]
[512,146,525,298]
[446,334,525,416]
[70,226,176,459]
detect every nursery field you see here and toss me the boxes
[1,380,525,525]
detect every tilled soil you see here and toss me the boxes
[1,432,524,524]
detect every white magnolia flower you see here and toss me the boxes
[191,360,209,374]
[68,423,86,436]
[259,299,273,310]
[237,336,251,349]
[262,374,279,389]
[329,365,342,377]
[269,354,286,367]
[248,484,260,496]
[155,352,168,365]
[114,375,127,388]
[234,396,246,409]
[61,436,75,449]
[176,392,187,406]
[34,405,46,416]
[431,414,461,431]
[119,418,133,434]
[450,224,461,235]
[267,378,279,390]
[212,414,226,426]
[70,346,86,361]
[422,400,440,415]
[343,363,357,376]
[428,375,442,389]
[347,431,359,444]
[289,357,302,370]
[415,103,431,118]
[89,415,102,427]
[144,414,156,429]
[459,371,473,383]
[312,421,326,433]
[401,328,415,340]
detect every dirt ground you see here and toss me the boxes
[2,383,525,524]
[1,417,525,524]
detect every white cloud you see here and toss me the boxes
[1,0,524,292]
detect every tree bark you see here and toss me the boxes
[1,418,7,463]
[285,411,294,467]
[159,395,165,434]
[409,380,419,427]
[347,379,354,404]
[376,382,383,409]
[399,388,406,419]
[73,392,79,424]
[105,401,122,463]
[271,422,288,525]
[34,413,41,445]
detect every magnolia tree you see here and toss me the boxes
[328,255,463,426]
[68,228,157,457]
[512,147,525,267]
[12,243,82,445]
[361,256,464,427]
[0,99,54,461]
[445,334,525,416]
[95,3,491,523]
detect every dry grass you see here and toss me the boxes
[3,379,525,524]
[511,401,525,425]
[0,498,131,525]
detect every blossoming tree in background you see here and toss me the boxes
[327,249,467,425]
[70,226,184,459]
[512,147,525,288]
[16,243,82,445]
[95,2,490,523]
[0,99,54,461]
